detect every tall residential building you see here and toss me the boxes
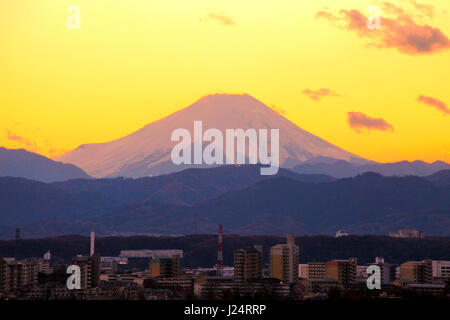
[325,258,357,285]
[72,254,101,289]
[234,247,262,282]
[307,262,326,279]
[270,234,299,283]
[373,257,396,284]
[149,255,180,278]
[400,260,432,283]
[0,258,6,292]
[0,258,39,293]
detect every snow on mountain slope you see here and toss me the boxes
[57,94,367,178]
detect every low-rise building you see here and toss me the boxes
[100,272,144,286]
[149,255,180,278]
[389,229,424,239]
[146,276,194,291]
[194,276,290,299]
[400,260,432,283]
[431,260,450,280]
[296,278,342,294]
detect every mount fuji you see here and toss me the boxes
[57,94,368,178]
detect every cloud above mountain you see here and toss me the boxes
[3,129,67,158]
[347,112,394,133]
[302,88,340,101]
[315,3,450,55]
[418,95,449,115]
[4,130,40,153]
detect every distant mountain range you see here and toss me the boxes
[293,156,450,178]
[51,165,333,206]
[2,145,448,184]
[0,147,90,182]
[0,165,449,239]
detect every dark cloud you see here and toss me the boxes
[315,3,449,55]
[302,88,340,101]
[418,95,449,115]
[200,10,235,26]
[347,112,394,133]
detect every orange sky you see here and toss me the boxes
[1,0,449,163]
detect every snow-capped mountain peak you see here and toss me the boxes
[57,94,366,177]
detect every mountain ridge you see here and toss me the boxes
[294,158,450,178]
[0,147,90,182]
[0,166,449,238]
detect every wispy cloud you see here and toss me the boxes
[347,112,394,133]
[4,129,41,153]
[3,129,68,158]
[417,95,449,115]
[200,10,235,26]
[409,0,435,19]
[315,3,449,55]
[47,148,68,158]
[302,88,340,101]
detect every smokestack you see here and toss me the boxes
[287,234,295,246]
[217,224,223,276]
[90,231,95,256]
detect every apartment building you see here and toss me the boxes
[234,247,262,282]
[325,258,357,285]
[400,260,432,283]
[270,235,299,283]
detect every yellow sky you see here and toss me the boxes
[1,0,449,162]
